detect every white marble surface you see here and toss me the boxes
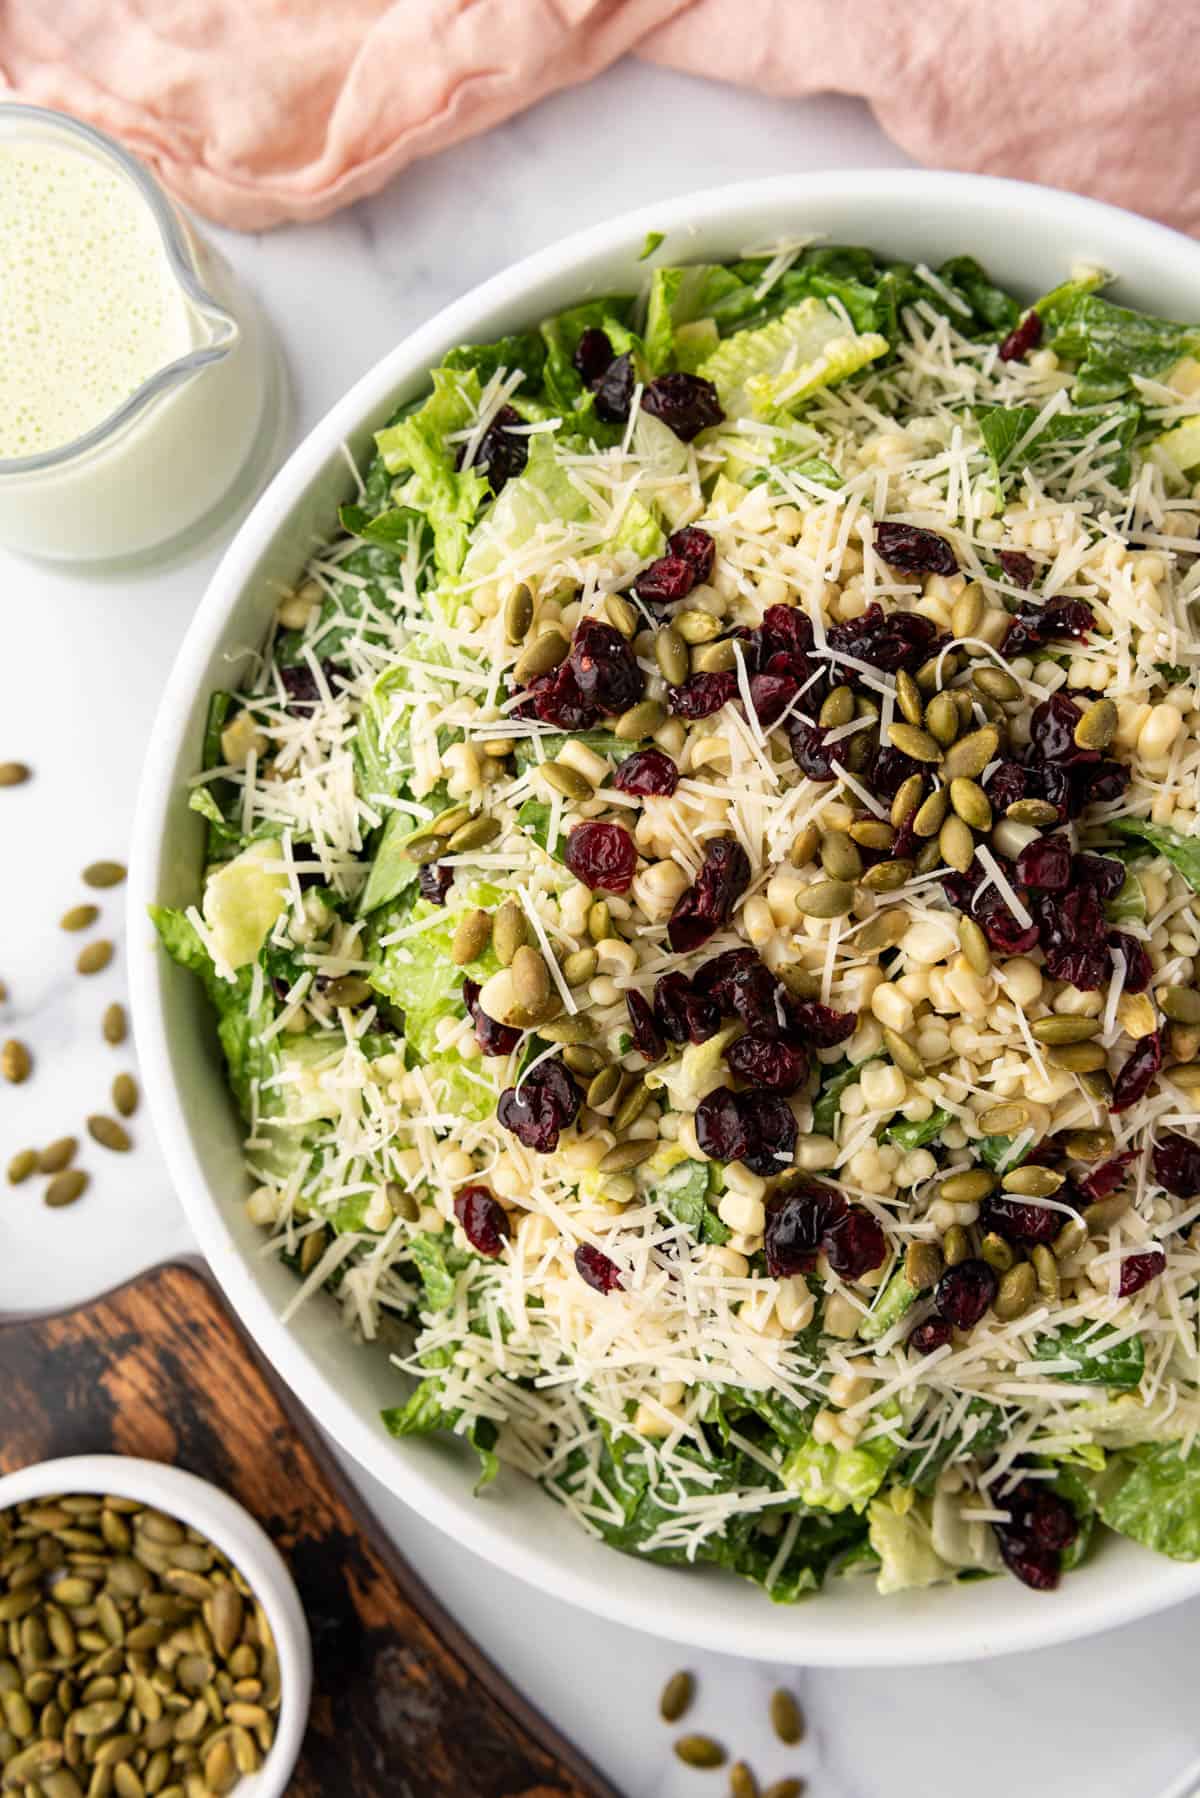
[2,59,1199,1798]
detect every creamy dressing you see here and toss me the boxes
[0,141,195,457]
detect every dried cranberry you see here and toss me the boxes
[575,1242,623,1293]
[828,602,943,673]
[725,959,783,1033]
[1003,599,1096,660]
[787,716,838,781]
[668,671,738,718]
[973,882,1040,956]
[909,1315,953,1355]
[763,1180,847,1277]
[695,1087,752,1165]
[453,1185,511,1258]
[1082,759,1130,808]
[594,352,634,423]
[1015,834,1072,890]
[496,1057,580,1153]
[612,747,678,796]
[998,309,1044,362]
[653,972,719,1045]
[1033,887,1111,989]
[568,617,643,715]
[667,526,716,583]
[935,1258,998,1330]
[667,836,751,953]
[869,744,921,801]
[625,989,664,1062]
[756,604,815,674]
[874,522,958,577]
[521,659,599,731]
[278,659,347,707]
[980,1194,1065,1246]
[784,999,858,1049]
[1029,692,1092,765]
[1112,1030,1162,1113]
[635,554,696,606]
[1109,931,1152,992]
[749,672,800,728]
[461,403,527,494]
[1079,1151,1137,1203]
[564,821,638,894]
[418,861,454,905]
[997,549,1037,588]
[993,1478,1076,1591]
[985,760,1029,813]
[726,1031,808,1095]
[1154,1132,1200,1197]
[573,326,615,387]
[1075,854,1126,902]
[462,978,522,1057]
[1117,1249,1166,1296]
[824,1207,887,1279]
[738,1092,799,1177]
[692,949,762,1012]
[641,372,724,441]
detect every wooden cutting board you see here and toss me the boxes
[0,1260,622,1798]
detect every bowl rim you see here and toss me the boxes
[129,167,1200,1665]
[0,1454,311,1794]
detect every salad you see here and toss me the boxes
[156,236,1200,1601]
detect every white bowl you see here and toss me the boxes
[0,1455,311,1793]
[129,170,1200,1665]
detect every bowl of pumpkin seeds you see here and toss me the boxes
[0,1457,310,1798]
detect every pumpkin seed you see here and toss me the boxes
[913,788,948,837]
[598,1140,656,1173]
[949,777,991,832]
[1084,1193,1132,1232]
[819,831,861,882]
[4,1738,64,1782]
[542,760,593,802]
[503,582,534,644]
[562,1044,604,1078]
[939,814,976,874]
[692,640,738,674]
[890,774,925,827]
[855,909,910,953]
[614,699,666,742]
[848,818,895,852]
[886,721,942,764]
[112,1075,138,1119]
[958,916,992,977]
[1053,1217,1089,1260]
[942,726,999,781]
[450,909,491,967]
[979,1101,1029,1135]
[510,946,551,1016]
[82,862,126,890]
[382,1181,418,1224]
[654,625,689,687]
[795,879,855,919]
[587,900,613,943]
[924,691,961,747]
[1032,1243,1060,1303]
[1159,985,1200,1024]
[1074,696,1117,750]
[7,1147,38,1184]
[1079,1067,1113,1101]
[675,1735,727,1770]
[1005,797,1060,826]
[916,650,959,692]
[659,1668,696,1725]
[613,1080,651,1132]
[881,1024,924,1078]
[87,1116,131,1155]
[972,665,1021,704]
[1002,1165,1064,1198]
[1,1038,31,1084]
[603,592,638,639]
[538,1016,592,1045]
[1031,1015,1100,1045]
[45,1171,89,1209]
[513,629,569,683]
[915,838,946,876]
[730,1762,759,1798]
[0,760,31,787]
[675,608,721,645]
[100,1003,128,1048]
[76,942,113,977]
[445,815,501,854]
[818,685,854,729]
[1047,1042,1108,1072]
[586,1066,621,1110]
[762,1782,805,1798]
[427,804,471,839]
[490,900,527,968]
[895,669,924,727]
[769,1688,804,1745]
[980,1231,1015,1273]
[60,905,100,934]
[904,1241,943,1291]
[788,822,820,869]
[940,1167,997,1205]
[994,1261,1036,1321]
[321,974,373,1008]
[561,948,597,988]
[951,582,985,638]
[860,859,913,893]
[1061,1128,1114,1161]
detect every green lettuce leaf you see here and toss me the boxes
[700,297,887,421]
[375,368,491,576]
[974,400,1140,492]
[650,1157,728,1244]
[1105,872,1146,924]
[150,905,276,1119]
[357,810,423,916]
[1032,1325,1145,1389]
[977,1133,1034,1173]
[858,1266,919,1343]
[1096,1440,1200,1560]
[880,1107,953,1151]
[539,296,638,412]
[1111,816,1200,891]
[382,1381,500,1490]
[868,1495,953,1595]
[812,1058,875,1135]
[367,888,501,1057]
[781,1411,901,1514]
[1043,291,1200,404]
[442,331,546,390]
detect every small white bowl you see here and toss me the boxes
[0,1455,311,1796]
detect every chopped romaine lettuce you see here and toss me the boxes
[1032,1325,1145,1389]
[1043,291,1200,404]
[202,840,290,972]
[1111,815,1200,891]
[700,298,887,421]
[1094,1440,1200,1560]
[375,368,491,575]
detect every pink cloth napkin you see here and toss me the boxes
[2,0,1196,235]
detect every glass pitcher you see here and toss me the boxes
[0,104,286,567]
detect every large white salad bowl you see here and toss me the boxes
[130,171,1200,1664]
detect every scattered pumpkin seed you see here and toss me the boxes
[6,1147,37,1185]
[513,629,569,683]
[655,625,689,687]
[615,699,666,742]
[1084,1192,1132,1232]
[0,761,31,788]
[972,665,1021,704]
[510,946,552,1017]
[795,879,855,919]
[788,822,821,869]
[60,905,99,934]
[914,838,944,876]
[385,1182,419,1223]
[587,900,614,942]
[101,1003,127,1046]
[904,1240,943,1290]
[855,909,910,953]
[882,1024,924,1078]
[598,1140,656,1173]
[613,1080,651,1132]
[659,1669,695,1724]
[38,1138,78,1176]
[886,721,942,764]
[503,582,534,644]
[445,815,501,854]
[895,670,924,727]
[561,948,598,988]
[1032,1243,1060,1303]
[1074,696,1117,750]
[451,909,492,967]
[76,942,113,977]
[979,1101,1029,1134]
[692,640,738,674]
[1,1038,31,1084]
[980,1232,1015,1274]
[940,1168,997,1204]
[675,1735,727,1770]
[818,685,854,729]
[492,900,528,967]
[924,691,961,747]
[1006,797,1060,826]
[1002,1164,1064,1198]
[958,915,992,977]
[942,726,999,781]
[994,1260,1036,1321]
[860,858,913,893]
[913,787,948,837]
[1159,985,1200,1025]
[321,974,373,1008]
[769,1689,804,1746]
[82,862,126,890]
[1061,1128,1113,1161]
[730,1763,759,1798]
[45,1168,87,1208]
[562,1044,604,1078]
[916,650,959,692]
[603,592,638,639]
[890,773,925,827]
[939,814,976,875]
[1053,1217,1089,1260]
[586,1066,622,1110]
[111,1075,138,1120]
[675,608,721,645]
[951,583,985,638]
[847,818,895,852]
[762,1782,806,1798]
[1031,1015,1101,1045]
[819,832,861,883]
[87,1116,132,1155]
[542,760,593,802]
[1047,1042,1108,1072]
[949,777,991,832]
